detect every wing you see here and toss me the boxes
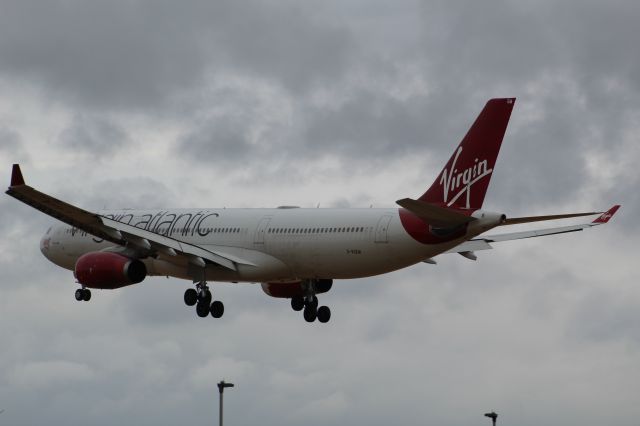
[444,205,620,256]
[5,164,254,271]
[396,197,600,227]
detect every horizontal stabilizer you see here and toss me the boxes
[396,198,475,227]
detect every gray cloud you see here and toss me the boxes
[0,0,355,111]
[568,289,640,345]
[57,114,129,155]
[177,114,254,164]
[1,0,639,425]
[0,0,210,110]
[0,126,28,162]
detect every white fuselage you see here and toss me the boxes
[40,207,498,284]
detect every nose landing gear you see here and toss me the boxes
[74,287,91,302]
[185,282,224,319]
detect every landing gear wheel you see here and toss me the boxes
[210,300,224,318]
[75,289,84,301]
[200,289,212,305]
[196,302,210,318]
[309,295,318,309]
[82,289,91,301]
[291,296,304,311]
[184,288,197,306]
[303,305,317,322]
[317,306,331,323]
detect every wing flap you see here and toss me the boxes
[481,223,592,242]
[443,239,493,254]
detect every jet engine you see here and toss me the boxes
[74,252,147,289]
[261,279,333,298]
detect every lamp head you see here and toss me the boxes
[218,380,235,392]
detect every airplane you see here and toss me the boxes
[5,98,620,324]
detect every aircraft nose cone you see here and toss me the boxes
[40,234,51,257]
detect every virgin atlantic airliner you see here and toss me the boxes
[6,98,619,323]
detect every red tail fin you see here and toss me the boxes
[419,98,515,210]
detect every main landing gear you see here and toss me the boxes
[291,294,331,323]
[74,287,91,302]
[184,282,224,319]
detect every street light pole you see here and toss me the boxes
[217,380,234,426]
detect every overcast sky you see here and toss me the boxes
[1,0,638,425]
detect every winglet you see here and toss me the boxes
[10,164,25,187]
[592,205,620,224]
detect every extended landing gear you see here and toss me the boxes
[292,292,331,324]
[317,305,331,323]
[74,288,91,302]
[184,282,224,319]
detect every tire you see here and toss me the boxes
[291,296,304,311]
[75,289,84,301]
[196,302,210,317]
[201,289,212,305]
[82,289,92,301]
[210,300,224,318]
[303,305,317,322]
[317,306,331,323]
[184,288,197,306]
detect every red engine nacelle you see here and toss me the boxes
[261,279,333,298]
[74,252,147,289]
